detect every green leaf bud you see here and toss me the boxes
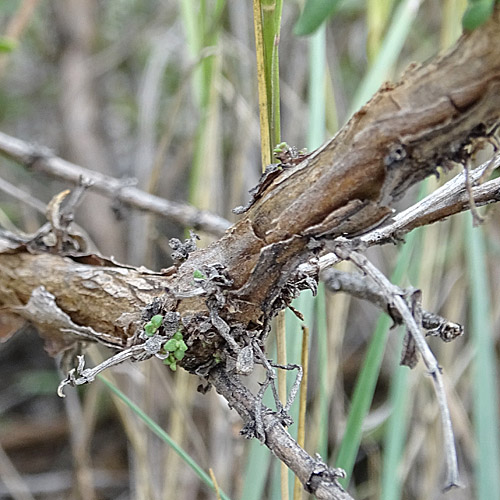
[150,314,163,329]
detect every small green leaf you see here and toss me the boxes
[177,341,188,352]
[144,324,157,336]
[462,0,494,31]
[173,331,183,341]
[273,142,288,154]
[294,0,342,36]
[174,350,186,361]
[150,314,163,329]
[164,339,178,351]
[163,354,178,371]
[0,37,17,53]
[193,269,205,279]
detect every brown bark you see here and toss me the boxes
[2,9,500,499]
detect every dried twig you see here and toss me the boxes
[333,248,460,491]
[321,267,463,343]
[0,131,230,237]
[208,365,352,500]
[358,153,500,246]
[0,176,46,214]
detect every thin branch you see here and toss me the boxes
[359,154,500,246]
[321,268,463,342]
[208,365,353,500]
[334,248,460,491]
[0,131,230,237]
[304,154,500,274]
[0,176,46,214]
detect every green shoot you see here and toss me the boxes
[193,269,206,280]
[164,331,188,371]
[144,314,164,336]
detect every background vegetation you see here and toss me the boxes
[0,1,499,499]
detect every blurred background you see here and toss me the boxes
[1,0,499,499]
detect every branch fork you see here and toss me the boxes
[332,245,461,491]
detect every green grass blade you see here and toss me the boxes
[183,0,225,210]
[465,217,500,500]
[334,313,391,485]
[293,0,343,36]
[349,0,421,114]
[179,0,203,104]
[380,337,410,500]
[270,0,283,146]
[98,375,232,500]
[366,0,396,62]
[260,0,283,150]
[307,19,329,463]
[441,0,467,48]
[307,24,326,149]
[241,440,272,500]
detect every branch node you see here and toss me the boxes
[169,230,200,264]
[305,455,346,494]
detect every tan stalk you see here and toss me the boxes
[252,0,272,168]
[209,468,222,500]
